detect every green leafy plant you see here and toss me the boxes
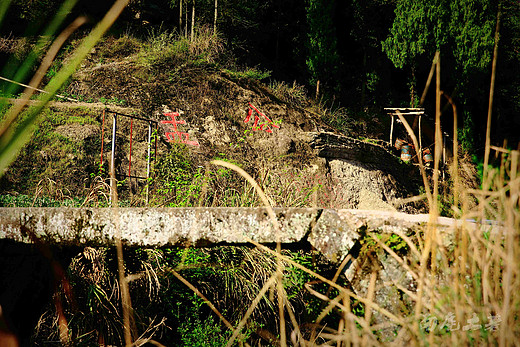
[150,144,205,207]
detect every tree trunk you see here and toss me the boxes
[179,0,183,35]
[213,0,218,34]
[185,1,188,38]
[190,1,195,42]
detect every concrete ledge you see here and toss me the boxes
[0,208,500,261]
[0,207,319,247]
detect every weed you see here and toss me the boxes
[148,144,205,207]
[99,96,126,106]
[179,314,232,347]
[269,80,308,107]
[101,34,142,58]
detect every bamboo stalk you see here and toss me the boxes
[483,6,502,185]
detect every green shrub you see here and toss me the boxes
[224,66,271,81]
[150,144,204,207]
[179,313,232,347]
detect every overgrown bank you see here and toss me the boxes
[1,28,429,211]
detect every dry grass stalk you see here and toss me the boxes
[483,5,502,182]
[211,160,291,345]
[111,148,135,345]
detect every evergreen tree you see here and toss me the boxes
[305,0,340,95]
[382,0,499,151]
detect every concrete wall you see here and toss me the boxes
[0,207,484,262]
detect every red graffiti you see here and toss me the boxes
[244,103,280,133]
[161,112,199,146]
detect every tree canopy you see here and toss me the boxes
[382,0,497,74]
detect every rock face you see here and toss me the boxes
[328,159,399,211]
[310,132,425,212]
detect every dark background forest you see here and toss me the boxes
[2,0,519,156]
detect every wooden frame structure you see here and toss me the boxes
[102,109,159,204]
[384,107,425,152]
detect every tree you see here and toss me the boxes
[382,0,497,99]
[348,0,396,106]
[213,0,217,34]
[169,0,217,38]
[382,0,499,152]
[305,0,340,97]
[495,0,520,147]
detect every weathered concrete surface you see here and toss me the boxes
[0,207,318,248]
[0,207,500,262]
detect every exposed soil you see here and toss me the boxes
[3,38,446,211]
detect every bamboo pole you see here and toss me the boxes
[483,6,502,184]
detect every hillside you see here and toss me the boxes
[0,30,430,212]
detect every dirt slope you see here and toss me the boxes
[4,37,426,211]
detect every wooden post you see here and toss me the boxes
[418,114,422,153]
[442,134,446,180]
[389,115,394,146]
[128,118,134,196]
[146,121,152,205]
[100,109,106,168]
[110,113,117,204]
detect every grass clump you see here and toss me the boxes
[139,25,225,68]
[223,66,272,81]
[269,80,308,107]
[0,108,101,195]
